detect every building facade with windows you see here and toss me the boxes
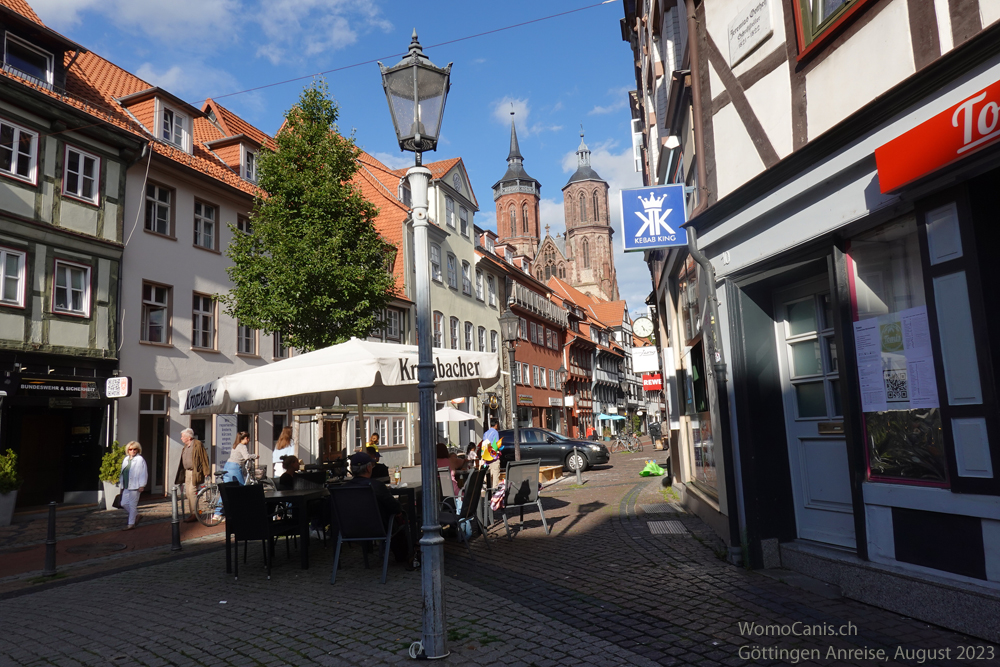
[624,0,1000,642]
[0,0,146,506]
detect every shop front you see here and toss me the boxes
[707,65,1000,641]
[3,370,115,507]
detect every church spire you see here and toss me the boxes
[564,124,603,187]
[576,125,591,168]
[508,108,523,162]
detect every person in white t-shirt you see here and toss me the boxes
[273,426,295,477]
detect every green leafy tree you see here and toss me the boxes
[222,80,396,351]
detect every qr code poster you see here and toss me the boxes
[884,369,909,402]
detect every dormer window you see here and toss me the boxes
[4,34,53,86]
[242,146,257,183]
[160,105,188,150]
[485,236,494,253]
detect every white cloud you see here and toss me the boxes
[136,61,242,101]
[477,210,496,233]
[369,151,413,170]
[589,86,631,115]
[490,97,560,136]
[34,0,241,43]
[254,0,392,65]
[539,198,565,233]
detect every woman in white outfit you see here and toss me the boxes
[272,427,295,478]
[120,441,148,530]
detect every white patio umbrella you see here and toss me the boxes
[435,406,477,422]
[178,338,500,415]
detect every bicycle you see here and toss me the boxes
[194,471,226,527]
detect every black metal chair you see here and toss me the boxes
[328,485,401,584]
[219,485,298,580]
[438,466,459,514]
[439,466,491,557]
[501,459,550,540]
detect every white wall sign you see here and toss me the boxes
[632,346,661,373]
[216,414,238,462]
[728,0,772,66]
[105,376,131,398]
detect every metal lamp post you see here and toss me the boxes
[379,31,452,661]
[556,364,568,436]
[498,309,522,461]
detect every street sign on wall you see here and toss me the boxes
[620,184,688,252]
[105,376,131,398]
[642,373,663,391]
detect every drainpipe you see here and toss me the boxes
[687,226,742,563]
[686,0,710,213]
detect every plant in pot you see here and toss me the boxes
[603,427,612,441]
[99,441,126,510]
[0,448,21,527]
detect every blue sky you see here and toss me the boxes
[31,0,650,311]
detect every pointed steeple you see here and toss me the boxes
[508,110,523,161]
[564,125,604,187]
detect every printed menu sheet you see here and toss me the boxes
[852,306,939,413]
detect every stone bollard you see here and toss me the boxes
[170,485,182,552]
[42,501,57,576]
[574,447,583,485]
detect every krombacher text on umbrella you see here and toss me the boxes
[184,382,218,411]
[398,357,483,382]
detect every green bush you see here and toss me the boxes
[99,441,126,484]
[0,448,20,494]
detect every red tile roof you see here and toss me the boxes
[588,300,627,328]
[203,98,276,151]
[354,152,410,295]
[0,0,42,24]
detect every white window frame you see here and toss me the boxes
[0,246,26,308]
[384,308,401,342]
[193,200,217,251]
[52,259,91,318]
[464,321,473,351]
[475,269,484,301]
[242,144,257,183]
[62,145,100,204]
[490,330,498,354]
[159,102,189,151]
[237,215,252,235]
[460,206,469,237]
[519,316,528,340]
[430,244,442,283]
[237,323,257,355]
[192,292,216,350]
[0,117,37,184]
[3,33,53,85]
[447,253,458,289]
[392,417,406,447]
[141,281,171,344]
[462,261,472,295]
[145,183,173,236]
[549,369,556,389]
[478,326,486,352]
[433,311,444,347]
[445,196,455,228]
[487,275,497,306]
[450,316,460,350]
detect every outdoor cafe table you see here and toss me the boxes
[225,487,327,573]
[388,483,421,553]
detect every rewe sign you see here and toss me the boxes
[642,373,663,391]
[620,185,688,252]
[875,78,1000,192]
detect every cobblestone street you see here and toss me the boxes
[0,451,996,666]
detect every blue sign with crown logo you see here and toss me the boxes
[619,185,688,252]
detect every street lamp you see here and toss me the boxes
[498,308,522,461]
[379,31,452,661]
[555,364,568,436]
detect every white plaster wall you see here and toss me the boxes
[60,200,99,236]
[704,0,787,76]
[981,0,1000,28]
[0,312,23,339]
[104,161,121,197]
[49,319,90,348]
[118,163,278,493]
[103,202,118,241]
[708,60,724,102]
[0,184,34,219]
[712,102,766,199]
[743,65,793,158]
[806,0,915,139]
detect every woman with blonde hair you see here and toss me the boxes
[120,441,148,530]
[273,426,295,477]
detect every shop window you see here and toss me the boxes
[678,256,701,343]
[848,218,947,484]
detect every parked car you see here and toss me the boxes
[496,428,610,472]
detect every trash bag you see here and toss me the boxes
[640,460,664,476]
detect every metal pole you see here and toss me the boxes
[507,344,521,461]
[170,484,182,552]
[562,382,568,437]
[42,501,56,576]
[573,447,582,485]
[408,162,449,660]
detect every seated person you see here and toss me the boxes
[366,447,390,482]
[277,455,300,490]
[435,443,460,496]
[346,452,412,567]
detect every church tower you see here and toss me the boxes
[563,130,618,301]
[493,115,541,259]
